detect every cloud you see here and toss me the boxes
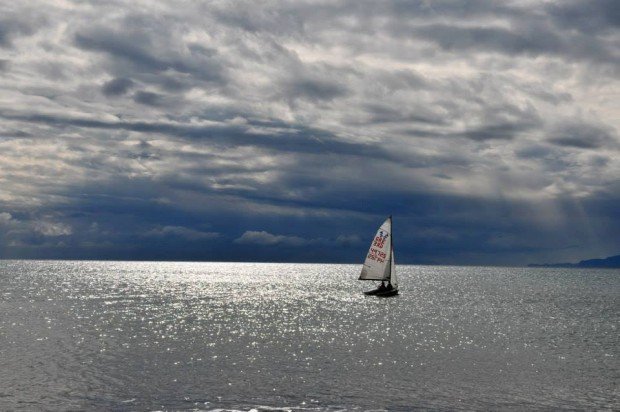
[0,110,415,165]
[33,221,72,237]
[102,77,134,96]
[336,234,361,247]
[0,15,40,48]
[133,91,165,106]
[287,77,348,102]
[548,122,618,149]
[234,231,309,247]
[462,121,537,142]
[73,23,225,83]
[0,1,618,264]
[413,24,563,56]
[234,231,362,251]
[0,212,13,225]
[546,0,620,35]
[145,226,219,241]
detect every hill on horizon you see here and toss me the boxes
[529,254,620,268]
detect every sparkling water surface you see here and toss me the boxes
[1,261,618,411]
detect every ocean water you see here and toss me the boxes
[0,261,618,411]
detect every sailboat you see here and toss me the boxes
[359,215,398,297]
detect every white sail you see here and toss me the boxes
[359,217,392,281]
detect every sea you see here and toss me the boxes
[0,260,618,411]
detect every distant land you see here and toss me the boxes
[529,254,620,268]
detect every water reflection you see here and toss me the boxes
[0,261,618,410]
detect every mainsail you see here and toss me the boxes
[359,216,394,282]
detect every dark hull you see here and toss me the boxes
[376,289,398,297]
[363,288,399,297]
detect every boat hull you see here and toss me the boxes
[376,289,399,297]
[364,288,399,297]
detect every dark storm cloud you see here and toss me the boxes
[462,123,520,142]
[463,118,541,142]
[133,91,165,106]
[0,18,37,48]
[145,225,219,241]
[298,1,618,66]
[362,103,445,126]
[74,26,224,82]
[0,0,618,264]
[546,0,620,35]
[102,77,134,96]
[285,77,349,102]
[0,110,444,167]
[414,24,562,56]
[411,23,616,64]
[548,122,618,149]
[75,30,165,70]
[515,145,554,160]
[0,129,31,139]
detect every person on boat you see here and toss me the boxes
[377,281,387,291]
[386,282,393,291]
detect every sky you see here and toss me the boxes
[0,0,618,265]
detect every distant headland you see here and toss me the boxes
[529,254,620,268]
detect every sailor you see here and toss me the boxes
[386,282,393,291]
[378,281,387,291]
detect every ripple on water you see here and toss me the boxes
[0,261,618,410]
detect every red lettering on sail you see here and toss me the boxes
[367,247,387,262]
[372,231,389,249]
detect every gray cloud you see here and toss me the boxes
[74,24,225,83]
[145,226,219,241]
[0,0,618,264]
[0,110,432,167]
[0,17,37,48]
[285,77,349,102]
[133,91,165,106]
[463,121,538,142]
[234,230,360,249]
[34,220,72,237]
[548,122,618,149]
[102,77,134,96]
[234,231,309,247]
[413,24,564,56]
[546,0,620,35]
[408,22,618,66]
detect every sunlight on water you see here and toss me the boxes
[0,261,618,410]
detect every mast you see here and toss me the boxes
[388,215,394,283]
[389,215,398,288]
[388,215,392,281]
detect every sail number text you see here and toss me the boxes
[367,247,387,263]
[373,232,388,249]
